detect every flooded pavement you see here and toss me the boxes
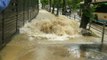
[0,10,107,60]
[1,38,107,60]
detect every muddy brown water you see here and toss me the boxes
[0,37,107,60]
[0,34,107,60]
[0,10,107,60]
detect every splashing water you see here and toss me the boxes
[0,10,106,60]
[19,15,81,41]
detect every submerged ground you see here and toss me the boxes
[0,10,107,60]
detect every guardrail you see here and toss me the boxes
[89,20,107,51]
[0,0,39,50]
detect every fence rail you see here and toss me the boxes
[0,0,39,50]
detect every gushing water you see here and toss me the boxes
[0,10,105,60]
[19,15,83,42]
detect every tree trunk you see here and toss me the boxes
[80,14,90,29]
[49,0,52,12]
[56,0,60,16]
[52,0,55,14]
[62,0,66,15]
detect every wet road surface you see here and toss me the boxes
[0,35,107,60]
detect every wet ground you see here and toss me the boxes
[0,10,107,60]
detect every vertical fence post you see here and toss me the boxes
[100,22,106,51]
[29,0,31,21]
[23,0,25,25]
[0,13,2,49]
[1,11,5,47]
[28,0,30,21]
[15,0,18,32]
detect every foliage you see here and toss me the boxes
[70,0,82,11]
[41,0,48,5]
[84,4,98,21]
[41,0,82,8]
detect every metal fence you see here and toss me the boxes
[0,0,39,49]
